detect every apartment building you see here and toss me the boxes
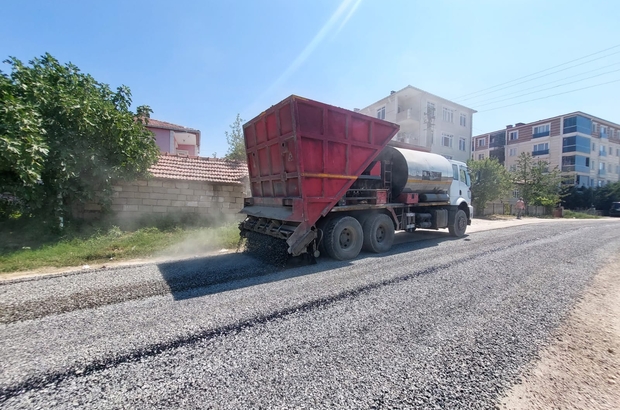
[472,112,620,187]
[357,85,476,162]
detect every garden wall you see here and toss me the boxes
[76,178,248,226]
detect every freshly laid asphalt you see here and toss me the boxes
[1,219,619,409]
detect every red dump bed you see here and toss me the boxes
[242,96,399,250]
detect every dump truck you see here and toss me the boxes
[239,95,473,262]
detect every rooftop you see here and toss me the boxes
[146,118,200,134]
[149,154,248,184]
[473,111,620,138]
[361,85,477,113]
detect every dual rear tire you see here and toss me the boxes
[322,214,394,261]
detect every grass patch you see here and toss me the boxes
[0,219,242,274]
[562,210,601,219]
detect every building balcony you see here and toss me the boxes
[532,131,550,138]
[562,165,590,173]
[396,107,420,123]
[562,165,575,172]
[532,149,549,156]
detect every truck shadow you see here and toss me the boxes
[157,231,468,301]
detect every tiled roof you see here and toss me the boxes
[149,154,248,184]
[146,118,199,133]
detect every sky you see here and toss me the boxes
[2,0,619,157]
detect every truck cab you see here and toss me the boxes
[449,160,474,222]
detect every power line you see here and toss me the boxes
[457,50,620,103]
[453,43,620,100]
[478,79,620,113]
[474,68,620,108]
[466,61,620,106]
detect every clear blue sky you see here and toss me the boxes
[3,0,619,157]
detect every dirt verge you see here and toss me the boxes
[499,254,620,409]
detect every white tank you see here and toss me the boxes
[378,147,453,197]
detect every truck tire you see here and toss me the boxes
[449,209,467,237]
[362,214,395,253]
[323,216,363,260]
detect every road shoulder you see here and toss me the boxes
[499,253,620,409]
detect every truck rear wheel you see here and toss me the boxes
[362,214,395,253]
[323,216,363,260]
[449,209,467,237]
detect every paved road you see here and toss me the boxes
[1,220,619,409]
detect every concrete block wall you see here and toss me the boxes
[75,178,247,224]
[481,202,548,217]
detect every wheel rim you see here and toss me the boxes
[339,228,352,249]
[376,226,385,243]
[458,215,467,231]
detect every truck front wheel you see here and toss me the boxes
[323,216,363,260]
[449,209,468,237]
[362,214,395,253]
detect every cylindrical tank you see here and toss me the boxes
[378,147,454,198]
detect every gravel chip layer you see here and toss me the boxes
[1,220,619,408]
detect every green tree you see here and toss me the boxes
[512,152,562,211]
[593,181,620,210]
[224,113,246,161]
[0,53,159,220]
[467,158,513,216]
[561,186,594,210]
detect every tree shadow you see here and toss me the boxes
[157,230,467,301]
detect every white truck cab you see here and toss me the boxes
[449,160,474,218]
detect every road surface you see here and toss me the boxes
[1,219,619,409]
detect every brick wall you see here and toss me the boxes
[76,178,248,225]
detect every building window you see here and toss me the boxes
[443,107,454,123]
[509,130,518,140]
[377,106,385,120]
[600,126,608,138]
[563,136,591,153]
[562,155,590,172]
[459,114,466,127]
[609,146,613,155]
[459,137,466,151]
[592,142,596,151]
[532,124,550,138]
[509,148,517,156]
[510,165,517,172]
[442,133,453,148]
[533,142,549,156]
[477,138,486,147]
[478,153,485,160]
[563,115,592,134]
